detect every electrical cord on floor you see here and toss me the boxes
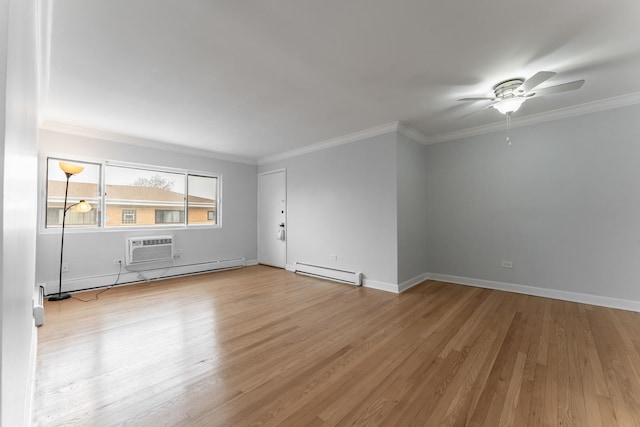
[135,266,171,283]
[71,287,111,302]
[71,260,123,303]
[126,260,174,283]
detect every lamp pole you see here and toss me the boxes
[49,161,92,302]
[49,171,74,301]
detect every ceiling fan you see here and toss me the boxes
[458,71,585,115]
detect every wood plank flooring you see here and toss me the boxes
[34,265,640,426]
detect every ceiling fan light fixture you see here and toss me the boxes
[494,97,526,115]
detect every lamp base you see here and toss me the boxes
[48,292,71,301]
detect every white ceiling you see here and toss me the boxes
[42,0,640,162]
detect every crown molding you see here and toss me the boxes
[258,122,402,165]
[397,121,428,144]
[425,91,640,145]
[40,121,258,165]
[41,91,640,166]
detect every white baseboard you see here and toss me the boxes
[427,273,640,313]
[44,258,246,295]
[398,273,430,293]
[362,279,399,293]
[59,259,636,312]
[362,272,430,294]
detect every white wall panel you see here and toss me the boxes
[1,0,39,424]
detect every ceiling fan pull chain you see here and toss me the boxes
[506,112,512,146]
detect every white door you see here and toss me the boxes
[258,170,286,268]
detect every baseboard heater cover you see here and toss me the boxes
[44,258,247,296]
[294,262,362,286]
[33,284,45,327]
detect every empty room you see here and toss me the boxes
[3,0,640,426]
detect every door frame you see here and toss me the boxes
[257,168,287,268]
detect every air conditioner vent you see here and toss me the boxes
[127,235,174,265]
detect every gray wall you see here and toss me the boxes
[43,100,640,304]
[260,133,399,286]
[0,0,39,425]
[426,103,640,301]
[396,133,428,284]
[37,130,258,293]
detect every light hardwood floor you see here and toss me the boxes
[34,265,640,426]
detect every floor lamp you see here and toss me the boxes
[49,161,92,302]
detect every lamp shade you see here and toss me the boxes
[494,97,526,115]
[75,200,92,213]
[59,161,84,175]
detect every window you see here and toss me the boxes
[44,157,220,229]
[47,208,96,226]
[155,210,184,224]
[188,175,217,225]
[46,158,101,228]
[105,165,185,227]
[121,209,137,224]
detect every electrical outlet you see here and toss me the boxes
[113,258,124,265]
[501,260,513,269]
[61,263,69,272]
[329,254,337,261]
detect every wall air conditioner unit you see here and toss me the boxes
[126,236,174,265]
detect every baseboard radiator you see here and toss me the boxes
[33,285,45,327]
[42,258,247,296]
[294,262,362,286]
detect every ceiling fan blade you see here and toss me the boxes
[520,71,556,93]
[457,97,495,102]
[529,80,585,97]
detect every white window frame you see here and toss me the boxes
[40,154,222,233]
[41,155,104,232]
[186,173,219,226]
